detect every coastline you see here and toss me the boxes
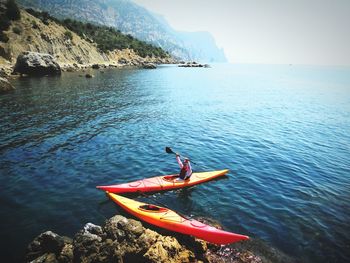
[0,50,177,79]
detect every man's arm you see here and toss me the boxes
[176,155,183,168]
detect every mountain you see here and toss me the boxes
[176,31,227,63]
[16,0,227,62]
[0,5,173,75]
[150,11,227,63]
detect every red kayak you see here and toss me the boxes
[96,169,229,193]
[107,192,249,244]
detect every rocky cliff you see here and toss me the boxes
[0,6,175,76]
[16,0,227,62]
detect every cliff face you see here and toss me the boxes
[0,8,174,74]
[17,0,228,62]
[0,9,106,65]
[176,31,227,63]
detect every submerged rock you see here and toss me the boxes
[13,51,61,76]
[85,73,94,78]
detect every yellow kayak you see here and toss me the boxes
[107,192,249,244]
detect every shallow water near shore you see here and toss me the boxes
[0,64,350,262]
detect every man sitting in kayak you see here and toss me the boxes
[176,153,192,180]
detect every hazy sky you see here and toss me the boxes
[133,0,350,65]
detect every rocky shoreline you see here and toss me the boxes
[25,215,295,263]
[0,50,174,92]
[0,51,175,77]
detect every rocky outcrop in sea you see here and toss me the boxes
[25,215,295,263]
[178,62,210,68]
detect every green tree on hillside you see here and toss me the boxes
[6,0,21,20]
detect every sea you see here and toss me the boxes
[0,64,349,262]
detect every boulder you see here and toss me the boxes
[0,45,12,61]
[26,231,72,262]
[104,215,129,241]
[142,234,195,263]
[13,51,61,76]
[118,58,128,64]
[91,64,100,69]
[85,73,94,78]
[142,63,157,69]
[0,68,8,78]
[65,67,75,72]
[73,223,104,262]
[57,243,74,263]
[0,77,15,93]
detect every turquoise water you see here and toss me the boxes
[0,64,349,262]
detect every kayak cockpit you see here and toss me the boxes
[162,175,179,182]
[162,175,191,182]
[139,204,168,213]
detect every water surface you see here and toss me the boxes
[0,64,349,262]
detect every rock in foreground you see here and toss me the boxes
[26,216,195,263]
[25,215,294,263]
[13,51,61,76]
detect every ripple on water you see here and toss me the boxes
[1,65,350,263]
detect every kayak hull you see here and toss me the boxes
[107,192,249,245]
[97,169,229,193]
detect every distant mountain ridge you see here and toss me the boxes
[17,0,227,62]
[177,31,227,63]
